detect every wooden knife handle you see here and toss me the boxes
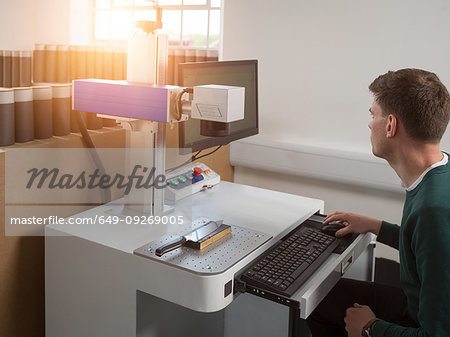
[155,237,187,257]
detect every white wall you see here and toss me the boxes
[34,0,71,45]
[222,0,450,261]
[0,0,35,49]
[222,0,450,153]
[0,0,87,49]
[69,0,90,45]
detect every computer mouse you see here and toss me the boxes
[321,221,346,236]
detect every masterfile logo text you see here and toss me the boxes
[26,165,167,195]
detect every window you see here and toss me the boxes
[92,0,222,48]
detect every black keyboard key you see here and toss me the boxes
[291,262,309,279]
[273,279,283,287]
[245,270,255,277]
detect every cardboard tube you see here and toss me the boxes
[13,87,34,142]
[0,88,15,146]
[51,83,71,136]
[33,44,45,83]
[32,85,53,139]
[19,51,32,86]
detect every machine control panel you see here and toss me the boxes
[165,163,220,202]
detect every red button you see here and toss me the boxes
[193,167,203,176]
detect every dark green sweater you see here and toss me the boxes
[374,159,450,337]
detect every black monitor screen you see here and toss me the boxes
[179,60,258,153]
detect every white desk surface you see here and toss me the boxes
[48,181,324,253]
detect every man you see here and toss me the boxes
[307,69,450,337]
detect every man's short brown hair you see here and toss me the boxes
[369,69,450,143]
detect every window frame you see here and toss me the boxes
[91,0,222,48]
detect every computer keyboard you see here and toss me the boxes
[240,226,339,297]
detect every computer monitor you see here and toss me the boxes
[178,60,258,153]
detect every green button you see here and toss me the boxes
[186,174,193,179]
[171,179,179,185]
[179,176,187,182]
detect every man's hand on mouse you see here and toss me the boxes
[323,212,383,237]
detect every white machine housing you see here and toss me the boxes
[191,85,245,122]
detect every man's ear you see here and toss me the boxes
[386,114,397,138]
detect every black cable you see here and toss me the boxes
[192,145,222,161]
[166,150,202,173]
[166,145,223,173]
[75,111,112,203]
[166,144,223,173]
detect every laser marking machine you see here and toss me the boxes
[45,13,374,337]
